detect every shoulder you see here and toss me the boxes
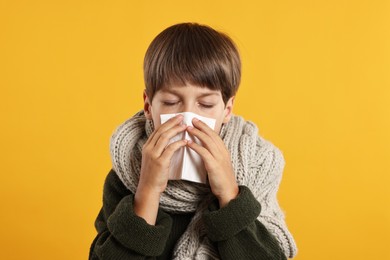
[229,114,286,166]
[252,136,286,196]
[103,169,132,197]
[241,117,286,184]
[252,127,285,168]
[257,135,285,166]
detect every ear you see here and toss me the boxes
[143,90,153,120]
[223,96,235,124]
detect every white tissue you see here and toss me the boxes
[160,112,216,184]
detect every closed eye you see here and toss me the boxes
[199,103,215,109]
[162,101,179,106]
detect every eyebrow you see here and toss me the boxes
[160,88,221,98]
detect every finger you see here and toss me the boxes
[154,123,187,156]
[191,118,216,137]
[191,118,226,147]
[186,139,215,167]
[148,114,184,147]
[159,139,188,162]
[186,125,220,155]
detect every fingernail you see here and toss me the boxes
[187,126,194,130]
[193,118,199,122]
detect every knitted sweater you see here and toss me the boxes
[89,169,288,260]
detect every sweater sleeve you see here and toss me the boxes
[89,169,173,260]
[203,185,287,260]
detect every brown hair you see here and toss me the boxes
[143,23,241,105]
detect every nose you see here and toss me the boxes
[181,103,195,114]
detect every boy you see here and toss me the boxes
[89,23,297,259]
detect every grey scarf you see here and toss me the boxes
[110,110,297,259]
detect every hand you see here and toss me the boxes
[134,114,187,224]
[186,118,239,207]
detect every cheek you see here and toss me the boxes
[152,116,161,129]
[209,110,225,134]
[213,118,224,133]
[149,107,161,129]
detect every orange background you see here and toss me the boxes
[1,1,389,259]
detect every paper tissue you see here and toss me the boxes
[160,112,216,184]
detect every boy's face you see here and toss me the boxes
[143,83,234,133]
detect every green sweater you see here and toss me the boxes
[89,169,287,260]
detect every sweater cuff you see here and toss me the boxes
[107,195,172,256]
[203,185,261,242]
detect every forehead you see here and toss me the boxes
[157,85,222,97]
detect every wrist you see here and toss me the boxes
[134,185,161,225]
[217,185,239,208]
[136,183,162,200]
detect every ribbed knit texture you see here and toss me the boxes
[202,186,261,242]
[107,195,173,256]
[110,110,297,259]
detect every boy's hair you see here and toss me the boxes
[144,22,241,105]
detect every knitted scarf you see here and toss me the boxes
[110,110,297,259]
